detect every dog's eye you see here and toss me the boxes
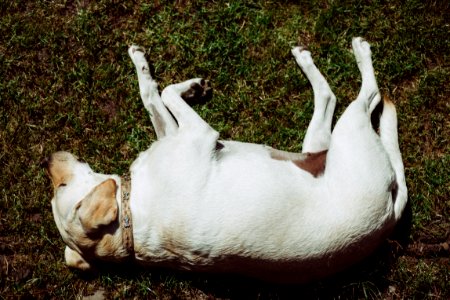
[59,183,67,188]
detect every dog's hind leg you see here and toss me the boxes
[353,39,407,218]
[379,99,408,220]
[326,38,391,195]
[352,37,381,113]
[128,45,178,139]
[332,38,381,130]
[292,47,336,153]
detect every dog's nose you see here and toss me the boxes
[40,156,52,169]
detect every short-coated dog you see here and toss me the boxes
[42,38,407,283]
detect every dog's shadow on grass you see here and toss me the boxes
[79,203,412,299]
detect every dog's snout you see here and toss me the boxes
[40,156,52,169]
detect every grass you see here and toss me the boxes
[1,0,449,298]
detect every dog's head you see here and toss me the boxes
[42,151,120,270]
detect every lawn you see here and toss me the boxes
[1,0,448,298]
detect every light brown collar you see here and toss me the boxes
[121,174,134,259]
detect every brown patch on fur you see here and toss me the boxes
[270,149,327,177]
[293,150,327,177]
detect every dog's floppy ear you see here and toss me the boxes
[76,179,118,233]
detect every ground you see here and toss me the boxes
[0,0,449,299]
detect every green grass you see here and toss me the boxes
[1,0,449,298]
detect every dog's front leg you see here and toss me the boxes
[64,246,92,270]
[128,45,178,139]
[292,47,336,153]
[161,79,218,143]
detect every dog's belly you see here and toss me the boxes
[130,139,396,282]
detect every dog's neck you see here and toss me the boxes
[120,174,134,260]
[82,175,135,263]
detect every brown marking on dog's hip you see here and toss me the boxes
[270,149,328,177]
[293,150,327,177]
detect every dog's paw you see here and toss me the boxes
[128,45,145,62]
[352,37,371,62]
[128,45,150,75]
[292,46,314,68]
[181,79,213,105]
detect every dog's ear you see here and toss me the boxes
[77,179,118,233]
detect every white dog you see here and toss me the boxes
[42,38,407,283]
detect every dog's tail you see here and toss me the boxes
[378,98,408,221]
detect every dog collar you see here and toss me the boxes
[121,174,134,259]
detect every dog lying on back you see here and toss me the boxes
[42,38,407,283]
